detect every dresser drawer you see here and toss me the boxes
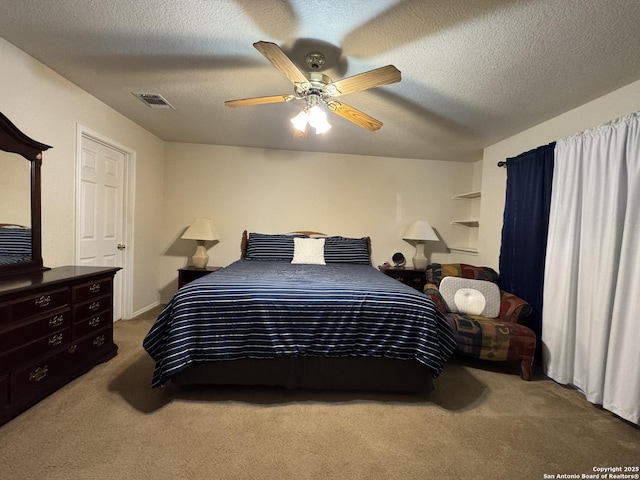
[0,303,9,324]
[12,347,73,407]
[0,327,71,371]
[78,327,115,364]
[74,294,112,323]
[75,310,111,339]
[0,374,7,408]
[12,328,115,407]
[10,288,69,321]
[0,309,71,351]
[72,277,113,303]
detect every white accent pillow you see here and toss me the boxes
[291,237,326,265]
[439,277,501,317]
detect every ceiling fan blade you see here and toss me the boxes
[253,41,308,85]
[327,101,383,131]
[225,94,296,107]
[331,65,401,96]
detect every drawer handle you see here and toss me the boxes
[88,301,101,312]
[89,283,101,294]
[68,344,78,354]
[29,365,48,382]
[49,315,64,327]
[35,295,51,308]
[48,333,64,346]
[93,335,105,347]
[89,316,101,328]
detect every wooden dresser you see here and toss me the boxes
[0,266,120,426]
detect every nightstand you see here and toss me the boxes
[378,266,427,292]
[178,266,221,288]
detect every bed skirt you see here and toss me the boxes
[171,357,434,393]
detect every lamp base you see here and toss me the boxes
[412,242,428,270]
[191,241,209,269]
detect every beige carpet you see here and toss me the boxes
[1,307,638,480]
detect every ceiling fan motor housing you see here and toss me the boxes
[295,72,338,102]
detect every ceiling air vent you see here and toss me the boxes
[132,92,175,109]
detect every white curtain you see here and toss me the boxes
[542,112,640,425]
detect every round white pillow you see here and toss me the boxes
[453,288,487,315]
[439,277,501,318]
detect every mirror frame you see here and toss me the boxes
[0,111,51,277]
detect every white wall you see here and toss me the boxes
[158,143,475,300]
[476,79,640,271]
[1,37,165,316]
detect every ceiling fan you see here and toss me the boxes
[224,41,401,137]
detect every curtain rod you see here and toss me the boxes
[497,161,507,167]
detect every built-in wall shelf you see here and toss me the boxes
[450,188,481,255]
[452,190,481,200]
[451,220,479,227]
[449,246,479,255]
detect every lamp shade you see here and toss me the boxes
[403,220,438,242]
[181,218,219,241]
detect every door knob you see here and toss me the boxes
[117,244,126,250]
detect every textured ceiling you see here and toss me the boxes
[2,0,640,161]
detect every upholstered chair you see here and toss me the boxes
[424,263,536,380]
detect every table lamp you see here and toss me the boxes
[181,218,219,268]
[403,220,438,270]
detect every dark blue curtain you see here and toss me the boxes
[498,142,555,364]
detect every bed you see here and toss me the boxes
[143,231,456,393]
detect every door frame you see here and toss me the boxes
[74,124,136,320]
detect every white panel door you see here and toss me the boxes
[78,136,125,320]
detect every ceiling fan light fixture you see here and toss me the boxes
[313,118,332,134]
[307,105,327,128]
[308,105,331,134]
[290,109,309,132]
[290,104,331,135]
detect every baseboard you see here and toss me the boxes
[125,301,163,320]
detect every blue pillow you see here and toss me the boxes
[323,236,371,265]
[245,233,304,261]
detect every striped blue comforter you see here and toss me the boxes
[0,226,31,264]
[143,260,456,387]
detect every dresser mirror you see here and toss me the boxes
[0,111,51,277]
